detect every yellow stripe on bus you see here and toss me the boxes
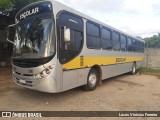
[62,56,144,70]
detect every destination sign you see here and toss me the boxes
[19,7,39,20]
[16,2,53,22]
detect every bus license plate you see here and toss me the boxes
[19,79,26,84]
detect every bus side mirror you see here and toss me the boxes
[64,27,71,42]
[6,24,16,45]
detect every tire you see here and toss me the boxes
[83,68,98,91]
[131,63,136,75]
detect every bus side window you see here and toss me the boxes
[140,41,145,53]
[137,41,140,52]
[86,22,101,49]
[101,28,112,50]
[127,38,133,52]
[132,39,136,52]
[138,41,142,52]
[142,42,145,52]
[132,39,138,52]
[120,35,127,51]
[63,28,82,51]
[112,31,120,51]
[73,30,83,50]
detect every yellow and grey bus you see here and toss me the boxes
[7,0,145,93]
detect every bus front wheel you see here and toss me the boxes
[83,68,98,91]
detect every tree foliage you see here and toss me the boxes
[0,0,40,16]
[0,0,13,9]
[144,33,160,48]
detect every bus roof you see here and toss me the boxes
[16,0,144,42]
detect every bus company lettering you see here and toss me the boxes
[20,7,39,20]
[116,58,126,63]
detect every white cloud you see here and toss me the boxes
[122,0,153,15]
[57,0,160,37]
[58,0,124,13]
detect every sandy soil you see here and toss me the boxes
[0,67,160,120]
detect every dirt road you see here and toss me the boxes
[0,67,160,120]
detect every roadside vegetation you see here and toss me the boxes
[144,34,160,48]
[0,0,41,17]
[138,67,160,77]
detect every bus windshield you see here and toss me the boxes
[12,18,55,59]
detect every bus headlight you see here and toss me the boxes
[34,66,53,79]
[40,70,47,78]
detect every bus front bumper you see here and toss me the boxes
[13,72,57,93]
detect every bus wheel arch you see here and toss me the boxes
[83,65,102,91]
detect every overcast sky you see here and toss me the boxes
[58,0,160,38]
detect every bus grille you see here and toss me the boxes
[13,61,40,68]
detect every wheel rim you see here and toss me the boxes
[89,73,97,87]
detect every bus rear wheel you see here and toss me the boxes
[83,68,98,91]
[131,63,136,75]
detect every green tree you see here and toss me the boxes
[0,0,13,9]
[0,0,40,16]
[144,35,160,48]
